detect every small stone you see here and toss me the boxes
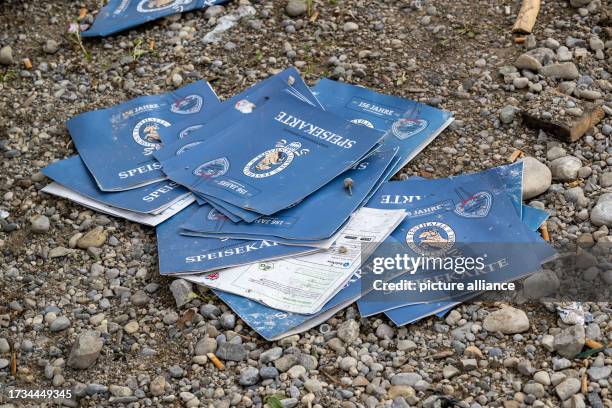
[43,39,59,54]
[124,321,139,334]
[483,307,530,334]
[343,22,359,32]
[443,365,460,379]
[589,37,604,51]
[375,323,394,339]
[553,324,585,358]
[171,73,183,87]
[0,46,13,65]
[523,382,546,398]
[239,367,260,386]
[339,356,358,371]
[515,53,542,71]
[534,371,551,386]
[547,146,567,161]
[170,279,194,307]
[337,319,360,344]
[550,156,582,180]
[220,312,235,329]
[517,359,535,376]
[260,366,279,379]
[521,157,551,199]
[587,365,611,381]
[564,187,587,208]
[288,365,306,379]
[555,378,581,400]
[600,172,612,188]
[523,269,560,298]
[304,378,323,393]
[195,337,217,356]
[391,373,422,386]
[30,214,50,233]
[539,63,580,80]
[49,247,74,258]
[591,193,612,227]
[397,339,417,351]
[387,385,416,400]
[215,342,246,361]
[259,347,283,363]
[285,0,307,17]
[541,334,555,351]
[513,77,529,89]
[77,226,107,249]
[168,365,184,378]
[150,375,166,396]
[500,105,518,124]
[464,345,483,359]
[50,316,71,332]
[67,331,103,369]
[275,354,299,372]
[110,385,132,397]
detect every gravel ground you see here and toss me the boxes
[0,0,611,407]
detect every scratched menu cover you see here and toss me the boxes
[67,81,220,191]
[311,78,453,177]
[82,0,229,37]
[162,91,385,216]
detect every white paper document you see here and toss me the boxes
[42,183,195,226]
[184,207,406,314]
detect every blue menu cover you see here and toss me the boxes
[357,177,555,317]
[156,67,323,146]
[162,91,386,216]
[67,81,220,192]
[156,204,315,275]
[197,192,262,223]
[42,156,191,214]
[180,148,397,242]
[311,78,453,177]
[82,0,229,37]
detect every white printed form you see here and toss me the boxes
[185,207,406,315]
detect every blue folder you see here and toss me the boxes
[67,81,220,191]
[156,204,315,275]
[162,91,386,216]
[180,148,397,242]
[82,0,229,37]
[311,78,453,177]
[155,67,323,156]
[357,175,555,317]
[42,156,190,214]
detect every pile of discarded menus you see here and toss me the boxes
[41,67,555,340]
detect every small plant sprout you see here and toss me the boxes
[67,21,92,61]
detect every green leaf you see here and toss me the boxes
[265,395,284,408]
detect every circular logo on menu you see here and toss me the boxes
[350,118,375,128]
[391,118,428,140]
[406,222,456,256]
[193,157,229,178]
[179,124,204,139]
[170,94,203,114]
[137,0,192,13]
[176,140,204,156]
[132,117,170,148]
